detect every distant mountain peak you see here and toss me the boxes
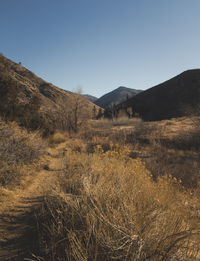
[94,86,142,108]
[116,86,127,90]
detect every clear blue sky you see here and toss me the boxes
[1,0,200,97]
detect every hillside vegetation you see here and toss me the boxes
[0,55,97,135]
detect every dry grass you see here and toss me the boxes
[1,116,200,260]
[48,132,68,146]
[32,136,200,260]
[0,119,46,189]
[0,162,25,188]
[82,117,200,187]
[89,117,142,130]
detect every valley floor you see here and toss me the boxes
[0,117,200,260]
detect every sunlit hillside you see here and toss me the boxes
[0,55,98,135]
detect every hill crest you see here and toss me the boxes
[119,69,200,121]
[0,55,97,134]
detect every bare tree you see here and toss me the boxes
[65,88,84,133]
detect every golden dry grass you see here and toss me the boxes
[33,133,200,260]
[48,132,68,146]
[1,116,200,260]
[0,119,46,196]
[83,117,200,187]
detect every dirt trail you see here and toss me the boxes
[0,142,67,261]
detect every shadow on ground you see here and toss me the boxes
[0,196,45,261]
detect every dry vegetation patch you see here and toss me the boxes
[1,116,200,260]
[0,119,46,190]
[32,136,200,260]
[48,132,68,146]
[85,117,200,187]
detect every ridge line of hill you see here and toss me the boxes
[117,69,200,121]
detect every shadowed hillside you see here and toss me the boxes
[94,86,142,108]
[119,69,200,121]
[0,55,97,135]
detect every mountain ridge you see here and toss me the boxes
[94,86,142,108]
[118,69,200,121]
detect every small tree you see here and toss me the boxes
[104,107,112,119]
[65,94,83,133]
[111,103,118,119]
[23,95,42,130]
[96,108,103,119]
[92,105,96,119]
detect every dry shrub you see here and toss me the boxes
[33,145,200,260]
[0,162,25,188]
[0,120,46,188]
[0,134,44,165]
[86,142,111,154]
[0,122,45,165]
[48,132,67,146]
